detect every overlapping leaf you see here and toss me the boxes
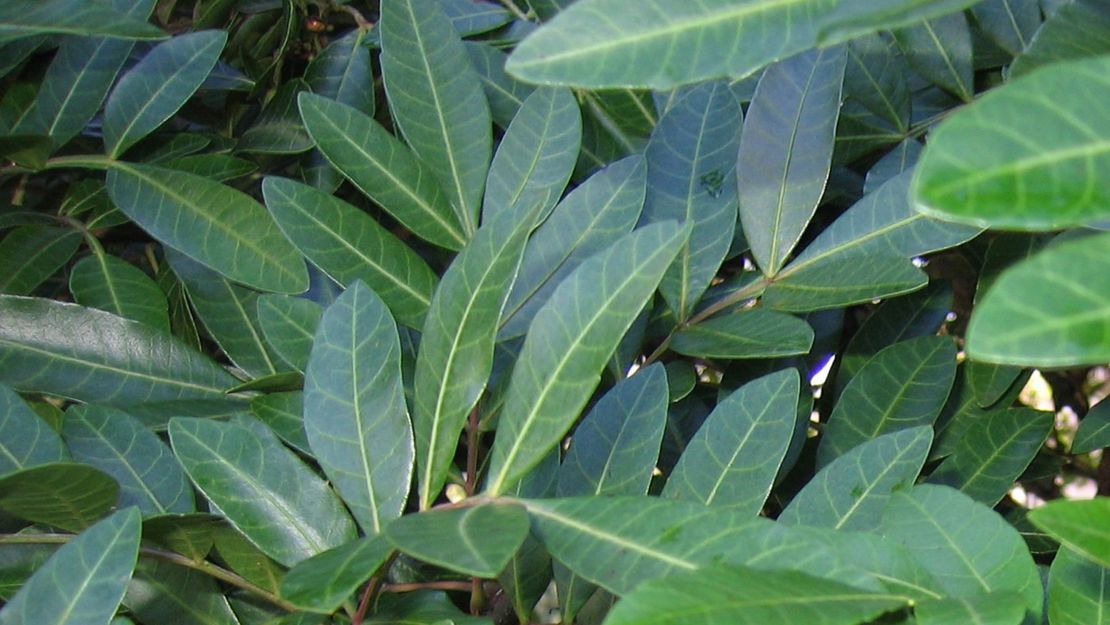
[123,559,240,625]
[256,295,322,373]
[69,253,170,331]
[1009,0,1110,78]
[1073,400,1110,454]
[1048,546,1110,625]
[1029,498,1110,569]
[0,225,81,296]
[0,462,119,531]
[971,0,1041,55]
[670,309,813,359]
[892,13,973,102]
[914,592,1027,625]
[385,503,530,577]
[0,383,67,475]
[0,0,164,43]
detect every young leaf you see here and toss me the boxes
[281,535,393,614]
[169,416,358,566]
[304,281,414,534]
[380,0,492,234]
[103,30,226,158]
[256,295,323,373]
[738,46,846,276]
[0,507,141,625]
[670,309,814,359]
[1047,547,1110,625]
[0,225,81,296]
[663,369,799,513]
[1029,498,1110,569]
[106,162,309,294]
[0,463,119,531]
[0,0,165,43]
[384,503,530,577]
[0,383,67,474]
[484,221,690,495]
[413,206,536,509]
[69,253,171,332]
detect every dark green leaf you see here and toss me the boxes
[1048,546,1110,625]
[238,79,312,154]
[1029,498,1110,569]
[0,462,119,531]
[972,0,1041,55]
[0,383,67,475]
[466,42,534,129]
[0,0,165,43]
[966,361,1023,408]
[439,0,512,35]
[764,255,929,312]
[865,138,922,193]
[369,591,491,625]
[162,154,257,181]
[281,535,393,614]
[1009,0,1110,78]
[211,526,285,595]
[385,503,529,577]
[69,253,170,331]
[305,29,374,113]
[1074,400,1110,454]
[844,33,911,136]
[249,391,310,454]
[256,295,322,373]
[893,13,974,102]
[124,559,240,625]
[670,309,814,359]
[0,225,81,295]
[141,513,221,561]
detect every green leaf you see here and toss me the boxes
[641,80,741,318]
[484,221,690,495]
[892,13,973,102]
[413,206,535,509]
[603,565,908,625]
[256,295,322,373]
[914,592,1027,625]
[438,0,512,35]
[499,155,645,340]
[0,295,236,404]
[1048,546,1110,625]
[385,503,530,577]
[738,46,846,276]
[1074,400,1110,454]
[912,56,1110,230]
[211,526,285,595]
[1029,498,1110,569]
[250,391,310,455]
[370,591,492,625]
[103,30,226,158]
[141,513,220,561]
[0,0,165,43]
[0,508,141,625]
[0,383,67,475]
[281,535,393,614]
[169,416,357,566]
[106,162,307,294]
[0,225,81,295]
[466,42,534,129]
[844,33,911,136]
[764,254,929,312]
[971,0,1041,56]
[0,462,119,531]
[263,178,436,329]
[819,336,956,466]
[662,369,798,512]
[965,232,1110,366]
[881,484,1043,618]
[966,361,1023,408]
[162,154,256,181]
[62,404,194,515]
[305,281,414,534]
[305,29,375,114]
[69,253,171,331]
[123,559,240,625]
[380,0,492,235]
[929,408,1053,505]
[483,87,579,222]
[780,426,932,531]
[670,309,814,359]
[298,92,466,251]
[237,79,312,154]
[1009,0,1110,78]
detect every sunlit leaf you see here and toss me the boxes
[1029,498,1110,569]
[1048,546,1110,625]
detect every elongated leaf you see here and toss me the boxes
[1074,400,1110,454]
[819,336,956,466]
[763,254,929,312]
[63,405,194,515]
[103,30,226,157]
[263,176,437,328]
[0,383,67,475]
[413,207,535,509]
[604,565,908,625]
[844,33,910,136]
[1029,498,1110,569]
[483,87,580,222]
[670,309,813,359]
[256,295,322,373]
[69,253,170,331]
[662,369,798,512]
[893,13,973,102]
[249,391,310,454]
[169,416,357,566]
[929,408,1052,505]
[1009,0,1110,78]
[781,426,932,531]
[305,29,374,113]
[385,503,529,577]
[237,79,312,154]
[915,592,1026,625]
[211,526,284,595]
[0,508,140,625]
[0,462,119,531]
[640,80,740,318]
[124,559,239,625]
[380,0,491,234]
[913,56,1110,230]
[966,232,1110,366]
[499,155,646,340]
[1048,546,1110,625]
[0,225,81,295]
[739,46,846,276]
[298,92,466,251]
[281,535,393,614]
[0,0,165,43]
[0,295,235,404]
[881,484,1043,617]
[466,42,535,129]
[485,222,689,494]
[305,282,414,533]
[972,0,1041,55]
[106,162,308,294]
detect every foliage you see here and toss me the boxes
[1,1,1108,624]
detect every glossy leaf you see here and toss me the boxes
[1048,546,1110,625]
[642,80,741,318]
[966,232,1110,366]
[1074,400,1110,454]
[304,282,413,534]
[413,206,535,509]
[738,46,846,276]
[385,503,530,577]
[298,92,466,251]
[780,426,932,531]
[914,592,1027,625]
[670,309,813,359]
[0,225,81,295]
[103,30,226,158]
[892,13,974,102]
[169,416,357,566]
[912,56,1110,230]
[819,336,956,466]
[0,383,67,475]
[281,535,393,614]
[0,508,140,625]
[256,294,322,373]
[106,162,308,294]
[484,221,689,494]
[1009,0,1110,78]
[249,391,310,454]
[483,87,580,222]
[0,462,119,531]
[1029,498,1110,569]
[63,404,194,515]
[124,559,239,625]
[263,176,438,328]
[929,408,1053,505]
[380,0,491,234]
[69,253,170,331]
[0,295,235,404]
[663,369,798,512]
[0,0,165,43]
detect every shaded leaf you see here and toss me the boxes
[141,513,221,561]
[1009,0,1110,78]
[256,295,322,373]
[124,559,240,625]
[69,253,170,331]
[972,0,1041,55]
[1029,498,1110,569]
[238,79,312,154]
[966,360,1023,408]
[892,13,974,102]
[844,33,911,136]
[305,29,374,113]
[764,254,928,312]
[281,535,393,614]
[0,383,67,475]
[385,503,529,577]
[0,0,165,43]
[670,309,813,359]
[1074,400,1110,454]
[0,225,81,296]
[249,391,310,455]
[0,462,119,532]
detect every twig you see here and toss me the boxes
[382,580,473,593]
